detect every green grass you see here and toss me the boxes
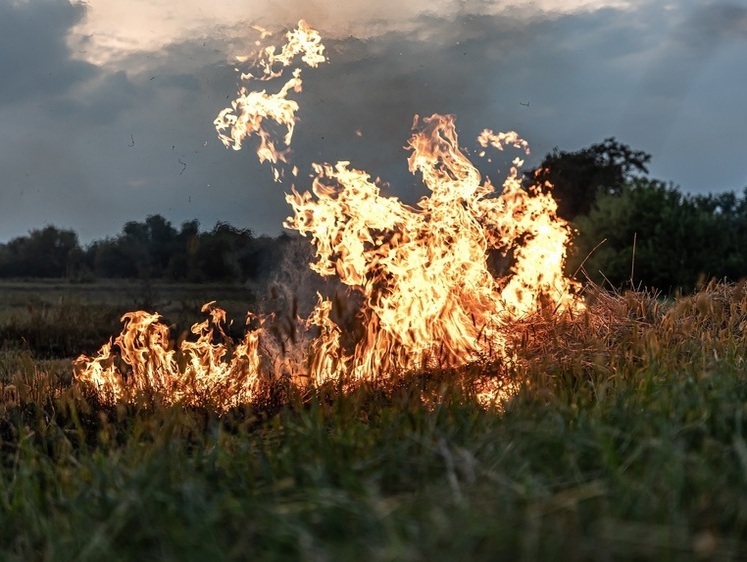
[1,281,747,560]
[0,279,257,357]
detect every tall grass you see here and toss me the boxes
[0,279,257,358]
[0,281,746,560]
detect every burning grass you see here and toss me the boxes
[75,22,585,409]
[1,282,747,559]
[7,21,747,559]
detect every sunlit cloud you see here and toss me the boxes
[71,0,641,67]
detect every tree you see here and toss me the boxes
[144,214,178,277]
[691,188,747,281]
[119,220,151,278]
[0,226,82,278]
[91,238,138,278]
[240,232,295,282]
[90,215,180,279]
[528,138,650,221]
[0,217,293,283]
[188,223,254,282]
[165,220,200,280]
[570,179,740,292]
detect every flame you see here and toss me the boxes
[75,21,583,410]
[286,113,582,383]
[74,302,262,410]
[213,20,326,180]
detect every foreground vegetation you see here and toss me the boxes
[1,280,747,560]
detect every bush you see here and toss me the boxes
[570,179,745,293]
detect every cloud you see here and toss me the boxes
[0,0,95,104]
[1,0,745,244]
[265,10,643,194]
[617,1,747,167]
[686,2,747,45]
[73,0,639,66]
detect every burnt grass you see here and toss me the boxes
[1,280,747,560]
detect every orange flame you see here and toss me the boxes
[286,113,582,383]
[74,303,262,410]
[213,20,326,180]
[75,21,583,410]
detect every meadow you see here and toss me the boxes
[0,279,746,560]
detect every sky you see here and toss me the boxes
[1,0,746,244]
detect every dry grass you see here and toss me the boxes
[0,281,746,560]
[504,280,747,392]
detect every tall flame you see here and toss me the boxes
[74,21,583,410]
[286,113,581,381]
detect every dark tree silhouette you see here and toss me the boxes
[528,138,651,221]
[0,226,82,278]
[187,223,254,282]
[570,179,747,292]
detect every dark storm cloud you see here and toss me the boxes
[12,38,295,243]
[618,1,747,187]
[278,3,746,206]
[0,15,243,244]
[0,0,95,104]
[2,2,746,243]
[279,9,646,200]
[282,15,542,183]
[50,70,139,125]
[627,2,747,97]
[688,2,747,44]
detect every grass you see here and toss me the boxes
[0,279,257,357]
[1,280,747,560]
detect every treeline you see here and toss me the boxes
[0,215,293,283]
[572,181,747,292]
[2,140,746,293]
[529,139,747,292]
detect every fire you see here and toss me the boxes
[285,113,582,382]
[213,19,326,181]
[74,303,262,409]
[74,21,583,410]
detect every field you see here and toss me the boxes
[1,279,746,560]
